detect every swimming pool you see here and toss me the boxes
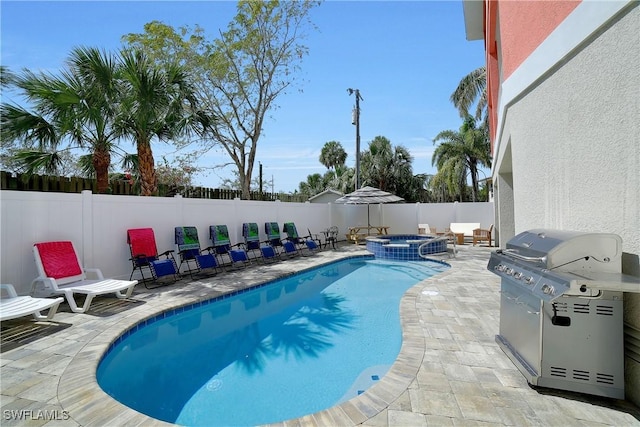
[366,234,449,261]
[97,257,448,426]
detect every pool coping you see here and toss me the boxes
[57,250,451,426]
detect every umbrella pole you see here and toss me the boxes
[367,204,371,234]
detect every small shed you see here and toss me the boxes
[308,189,343,204]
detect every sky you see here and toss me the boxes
[0,0,485,193]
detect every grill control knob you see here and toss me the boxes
[541,284,555,295]
[514,272,523,279]
[524,276,534,285]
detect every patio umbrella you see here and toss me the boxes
[334,186,404,228]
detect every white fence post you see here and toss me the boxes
[82,190,93,268]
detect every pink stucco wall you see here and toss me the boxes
[498,0,580,80]
[485,0,581,145]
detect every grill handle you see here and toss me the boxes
[498,249,547,265]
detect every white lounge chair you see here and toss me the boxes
[418,223,436,235]
[31,241,138,313]
[1,284,63,321]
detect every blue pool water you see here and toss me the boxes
[97,257,448,426]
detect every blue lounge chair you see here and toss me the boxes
[307,228,323,249]
[283,222,306,251]
[175,226,219,278]
[304,237,321,254]
[210,225,250,269]
[259,245,279,263]
[284,222,319,255]
[265,222,298,258]
[127,228,179,288]
[242,223,263,260]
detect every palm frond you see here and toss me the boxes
[13,150,63,176]
[0,104,59,149]
[450,66,486,118]
[77,154,96,178]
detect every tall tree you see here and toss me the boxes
[298,173,325,197]
[319,140,347,170]
[360,136,414,197]
[450,66,486,122]
[116,49,201,196]
[124,1,319,199]
[1,47,121,193]
[0,66,15,88]
[320,164,353,195]
[432,116,491,202]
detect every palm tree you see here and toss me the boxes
[325,165,354,194]
[116,49,201,196]
[360,136,417,199]
[0,66,15,88]
[298,173,326,198]
[450,66,486,122]
[319,141,347,171]
[68,47,121,192]
[432,116,491,202]
[1,47,121,193]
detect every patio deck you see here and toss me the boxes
[1,243,639,426]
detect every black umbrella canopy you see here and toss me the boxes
[335,186,404,228]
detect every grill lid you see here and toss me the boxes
[502,229,622,273]
[487,229,637,301]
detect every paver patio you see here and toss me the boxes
[1,243,639,426]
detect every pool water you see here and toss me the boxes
[97,257,448,426]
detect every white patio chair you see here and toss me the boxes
[31,241,138,313]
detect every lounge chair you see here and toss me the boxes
[304,237,320,254]
[473,224,494,247]
[259,245,279,263]
[265,222,283,250]
[418,223,436,235]
[127,228,179,288]
[1,284,63,321]
[242,223,263,260]
[175,226,219,278]
[284,223,319,255]
[307,228,323,249]
[265,222,298,258]
[210,225,250,269]
[283,222,306,251]
[31,241,137,313]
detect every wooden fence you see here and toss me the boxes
[0,171,307,202]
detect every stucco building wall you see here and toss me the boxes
[494,3,640,404]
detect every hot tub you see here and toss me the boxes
[365,235,449,261]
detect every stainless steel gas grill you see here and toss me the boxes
[488,229,640,399]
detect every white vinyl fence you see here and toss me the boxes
[0,190,494,295]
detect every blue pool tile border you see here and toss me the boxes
[365,234,448,261]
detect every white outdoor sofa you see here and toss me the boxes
[448,223,481,244]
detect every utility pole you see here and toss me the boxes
[259,162,263,200]
[347,88,363,190]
